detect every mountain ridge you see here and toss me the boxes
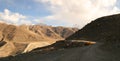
[66,14,120,42]
[0,23,78,57]
[0,14,119,61]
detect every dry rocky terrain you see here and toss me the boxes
[0,14,120,61]
[0,23,78,57]
[1,14,120,61]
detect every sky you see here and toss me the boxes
[0,0,120,28]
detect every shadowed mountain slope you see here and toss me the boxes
[0,23,78,57]
[66,14,120,42]
[0,14,120,61]
[29,25,78,39]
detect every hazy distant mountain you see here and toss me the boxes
[1,14,120,61]
[0,23,78,57]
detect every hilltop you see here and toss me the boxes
[66,14,120,42]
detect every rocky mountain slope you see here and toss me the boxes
[0,23,78,57]
[0,14,120,61]
[66,14,120,42]
[29,25,78,40]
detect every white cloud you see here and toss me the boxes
[36,0,120,28]
[0,9,42,25]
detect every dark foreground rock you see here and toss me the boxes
[0,35,120,61]
[0,41,120,61]
[66,14,120,42]
[0,14,120,61]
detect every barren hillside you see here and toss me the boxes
[0,14,120,61]
[0,23,78,57]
